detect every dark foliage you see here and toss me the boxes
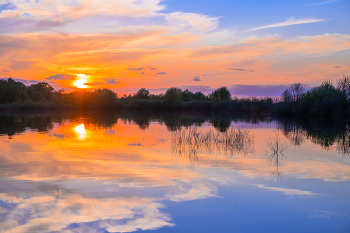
[278,116,350,156]
[1,76,350,119]
[273,77,350,119]
[208,86,231,102]
[134,88,150,99]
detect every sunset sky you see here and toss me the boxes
[0,0,349,96]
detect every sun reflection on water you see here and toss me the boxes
[75,124,87,140]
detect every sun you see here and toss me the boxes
[74,74,89,88]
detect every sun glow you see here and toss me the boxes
[75,124,87,140]
[73,74,89,88]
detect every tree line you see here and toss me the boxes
[274,74,350,119]
[0,75,350,119]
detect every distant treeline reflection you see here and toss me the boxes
[279,118,350,156]
[0,111,268,137]
[1,112,350,156]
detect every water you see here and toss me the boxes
[0,112,349,233]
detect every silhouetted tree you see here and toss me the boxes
[0,78,27,104]
[164,87,182,103]
[27,82,55,101]
[209,87,231,102]
[337,74,350,94]
[135,88,150,99]
[281,89,293,102]
[290,83,305,101]
[181,89,194,102]
[93,89,118,109]
[193,91,209,101]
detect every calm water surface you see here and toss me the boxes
[0,112,349,233]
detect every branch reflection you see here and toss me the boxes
[266,133,288,182]
[171,127,254,167]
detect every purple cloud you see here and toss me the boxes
[180,85,214,95]
[229,85,291,97]
[47,74,76,80]
[128,68,144,71]
[228,68,254,72]
[103,78,121,84]
[0,78,41,85]
[193,76,202,81]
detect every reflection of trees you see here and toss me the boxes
[278,118,350,156]
[171,127,254,167]
[281,124,305,146]
[0,114,54,137]
[211,117,230,132]
[335,126,350,156]
[266,133,288,182]
[115,111,208,131]
[0,111,275,138]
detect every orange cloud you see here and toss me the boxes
[0,33,349,92]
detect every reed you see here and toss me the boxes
[171,127,254,166]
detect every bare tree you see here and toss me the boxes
[290,83,305,101]
[337,74,350,94]
[281,89,292,102]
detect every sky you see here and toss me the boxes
[0,0,349,96]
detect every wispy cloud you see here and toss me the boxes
[255,184,319,196]
[248,17,326,31]
[104,78,121,84]
[128,68,144,71]
[306,0,339,6]
[47,74,76,80]
[228,68,254,72]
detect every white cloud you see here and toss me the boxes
[255,184,319,196]
[248,17,327,31]
[0,191,174,232]
[1,0,165,20]
[165,182,217,202]
[165,12,219,33]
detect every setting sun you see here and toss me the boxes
[73,74,89,88]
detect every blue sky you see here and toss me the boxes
[162,0,350,38]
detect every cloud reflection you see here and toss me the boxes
[0,186,174,232]
[0,115,349,232]
[255,184,319,196]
